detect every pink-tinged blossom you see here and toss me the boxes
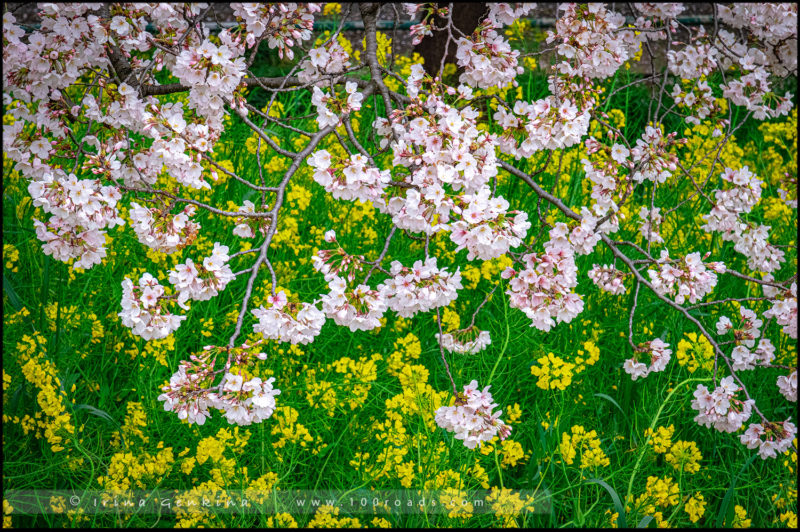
[547,3,641,80]
[777,372,797,402]
[588,265,627,295]
[740,420,797,459]
[435,380,511,449]
[308,150,390,208]
[763,282,797,339]
[129,203,199,254]
[624,339,672,380]
[168,243,235,308]
[630,125,682,184]
[504,224,584,331]
[450,187,530,261]
[437,328,492,355]
[320,276,387,332]
[28,171,123,269]
[214,373,282,426]
[119,273,186,340]
[455,24,523,89]
[252,292,326,345]
[691,376,754,433]
[638,206,665,244]
[311,82,363,131]
[379,258,462,318]
[231,3,318,60]
[486,4,537,28]
[297,37,351,85]
[647,250,725,304]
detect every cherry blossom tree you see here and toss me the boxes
[3,2,797,456]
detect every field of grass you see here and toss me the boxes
[3,23,798,528]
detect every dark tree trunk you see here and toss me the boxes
[415,2,488,76]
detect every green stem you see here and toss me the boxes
[488,282,510,386]
[625,377,711,503]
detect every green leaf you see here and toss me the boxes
[586,478,628,528]
[3,273,23,311]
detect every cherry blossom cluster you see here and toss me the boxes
[379,258,462,318]
[715,306,763,348]
[308,150,390,208]
[298,37,352,84]
[691,377,754,433]
[503,224,583,332]
[158,344,275,426]
[588,265,628,295]
[634,3,685,21]
[647,250,726,305]
[136,101,214,190]
[232,200,268,239]
[450,189,531,261]
[320,276,387,332]
[547,3,641,80]
[436,327,492,355]
[494,97,591,157]
[252,291,326,345]
[716,3,797,77]
[214,373,282,426]
[486,3,537,28]
[730,340,775,372]
[231,3,319,60]
[28,171,124,269]
[630,125,682,184]
[128,203,200,254]
[386,83,499,197]
[311,233,368,284]
[722,67,793,121]
[713,166,763,214]
[580,141,628,215]
[762,281,797,339]
[623,339,672,380]
[777,372,797,403]
[455,24,523,89]
[667,39,719,80]
[638,206,665,244]
[671,80,724,127]
[311,82,363,130]
[173,32,247,123]
[119,273,186,341]
[740,420,797,460]
[168,243,234,309]
[702,168,787,273]
[434,380,511,449]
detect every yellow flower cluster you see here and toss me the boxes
[387,333,422,376]
[559,425,610,469]
[665,440,702,474]
[305,354,380,414]
[685,492,706,523]
[110,402,149,447]
[531,352,575,390]
[644,425,674,454]
[11,334,75,452]
[4,243,19,272]
[633,475,680,515]
[676,333,714,373]
[486,487,537,526]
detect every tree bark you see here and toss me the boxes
[415,2,488,76]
